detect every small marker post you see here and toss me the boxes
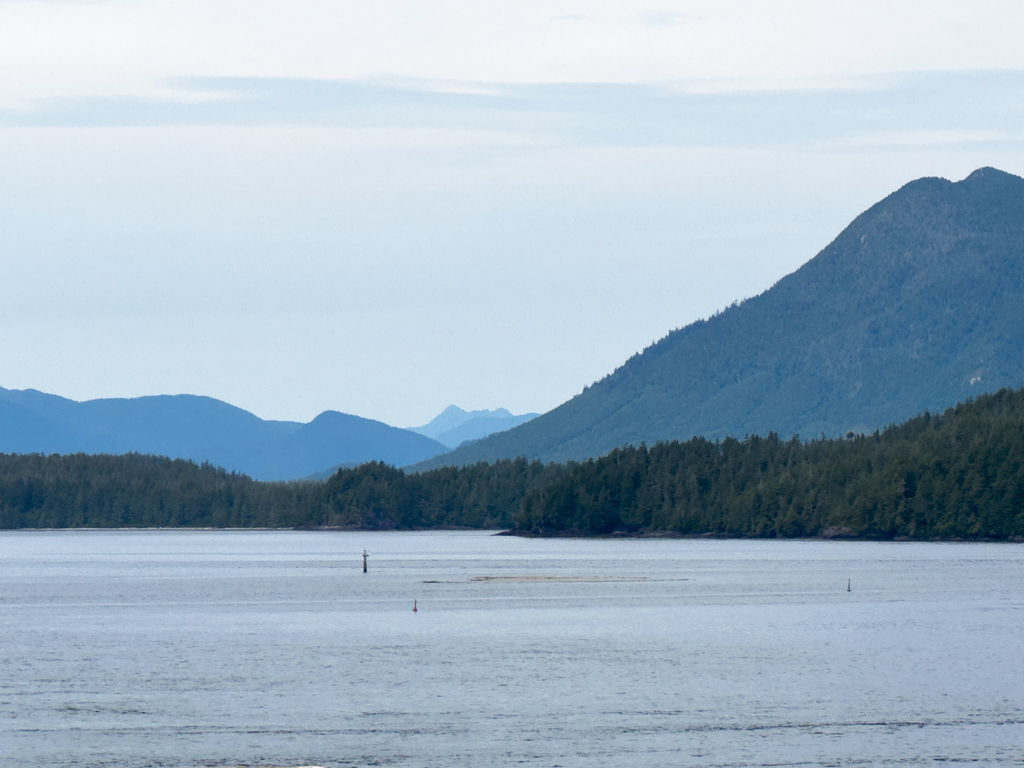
[847,579,851,592]
[362,550,368,574]
[413,599,418,613]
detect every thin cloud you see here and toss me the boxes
[640,10,701,26]
[3,71,1023,155]
[550,13,597,21]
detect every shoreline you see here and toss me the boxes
[1,526,1022,543]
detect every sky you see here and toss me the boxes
[2,1,1024,428]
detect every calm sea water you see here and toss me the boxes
[1,530,1022,768]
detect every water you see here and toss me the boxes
[2,531,1023,767]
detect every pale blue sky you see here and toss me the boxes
[2,2,1023,426]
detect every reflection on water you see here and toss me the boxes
[2,530,1023,767]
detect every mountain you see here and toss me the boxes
[0,388,447,480]
[416,167,1024,469]
[410,405,539,448]
[270,410,447,479]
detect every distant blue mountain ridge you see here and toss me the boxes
[0,388,449,481]
[409,405,539,448]
[0,388,541,480]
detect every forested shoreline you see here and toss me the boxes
[518,388,1024,539]
[3,388,1024,539]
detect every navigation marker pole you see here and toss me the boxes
[363,550,368,574]
[847,579,851,592]
[413,599,418,613]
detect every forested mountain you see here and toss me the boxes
[410,405,539,448]
[418,167,1024,468]
[0,388,446,480]
[4,388,1024,539]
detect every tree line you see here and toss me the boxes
[3,387,1024,539]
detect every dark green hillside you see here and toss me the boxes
[516,387,1024,539]
[0,453,315,529]
[0,453,559,531]
[419,167,1024,468]
[315,457,561,530]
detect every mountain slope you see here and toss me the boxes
[0,388,447,480]
[418,167,1024,468]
